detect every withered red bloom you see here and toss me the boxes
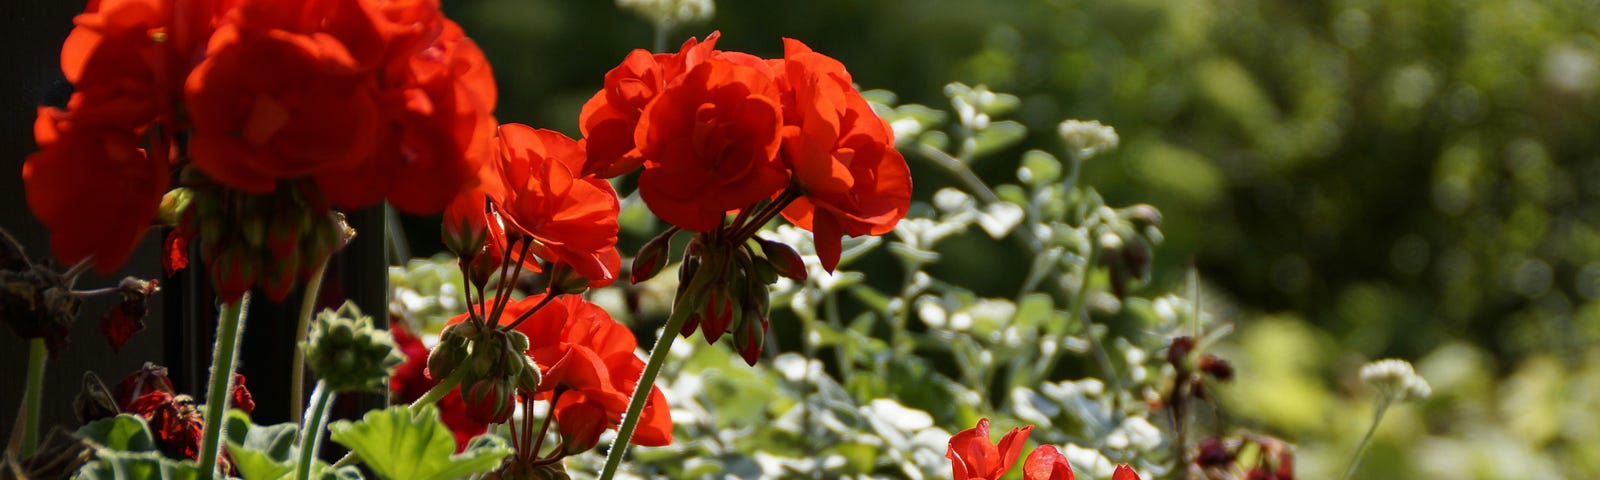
[100,278,159,352]
[774,39,911,273]
[635,55,788,232]
[947,418,1034,480]
[114,363,175,412]
[230,373,255,415]
[578,32,720,178]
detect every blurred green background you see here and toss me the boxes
[433,0,1600,477]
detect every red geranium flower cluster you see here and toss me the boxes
[577,33,911,365]
[948,418,1143,480]
[580,32,911,273]
[441,295,670,460]
[25,0,496,282]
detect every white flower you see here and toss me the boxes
[1057,119,1119,160]
[1360,358,1433,402]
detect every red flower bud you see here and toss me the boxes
[1112,464,1142,480]
[463,378,513,424]
[733,313,767,366]
[1199,354,1234,382]
[1022,445,1074,480]
[631,227,678,284]
[755,237,807,281]
[443,192,491,260]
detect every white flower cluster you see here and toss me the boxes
[616,0,714,27]
[1057,119,1119,161]
[1359,358,1433,402]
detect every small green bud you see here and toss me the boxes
[303,301,405,392]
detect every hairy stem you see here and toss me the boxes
[198,294,251,477]
[598,298,694,479]
[294,381,335,480]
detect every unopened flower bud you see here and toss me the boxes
[156,188,193,227]
[549,264,592,296]
[755,237,807,281]
[632,228,679,284]
[428,327,471,381]
[240,214,267,249]
[1167,336,1196,370]
[1122,204,1162,229]
[443,194,491,259]
[733,313,767,366]
[303,302,405,392]
[1199,354,1234,382]
[464,378,514,424]
[516,358,542,393]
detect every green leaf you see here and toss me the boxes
[327,405,511,480]
[74,451,202,480]
[223,409,300,480]
[77,415,157,452]
[971,120,1026,158]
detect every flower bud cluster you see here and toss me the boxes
[666,232,804,366]
[302,302,405,392]
[434,321,540,425]
[170,183,353,302]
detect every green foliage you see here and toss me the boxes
[327,405,512,480]
[74,415,201,480]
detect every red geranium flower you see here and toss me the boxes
[774,39,911,272]
[23,111,167,274]
[578,32,720,178]
[635,55,788,232]
[184,18,382,193]
[448,295,672,448]
[472,124,622,287]
[316,16,499,214]
[947,418,1033,480]
[1023,445,1075,480]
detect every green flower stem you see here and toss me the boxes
[199,294,251,478]
[16,338,47,458]
[1342,396,1392,480]
[410,367,470,416]
[292,259,332,420]
[598,301,694,480]
[294,380,335,480]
